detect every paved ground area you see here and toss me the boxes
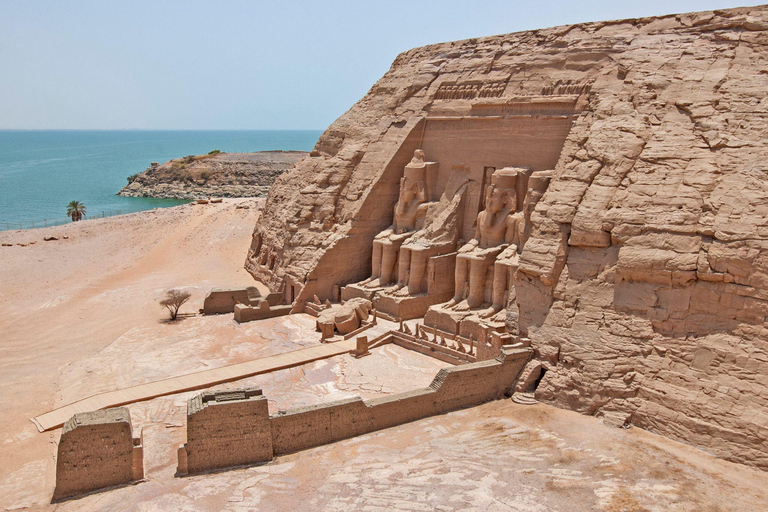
[33,336,358,431]
[34,317,399,431]
[32,399,768,512]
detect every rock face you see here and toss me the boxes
[247,5,768,470]
[119,151,307,199]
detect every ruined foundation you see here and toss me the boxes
[233,302,292,323]
[202,287,282,315]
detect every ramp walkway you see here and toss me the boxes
[32,339,357,432]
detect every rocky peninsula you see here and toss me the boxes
[118,150,307,199]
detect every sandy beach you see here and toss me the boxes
[1,199,768,511]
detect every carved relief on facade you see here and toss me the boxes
[434,81,506,100]
[540,80,592,96]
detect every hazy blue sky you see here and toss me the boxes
[0,1,759,130]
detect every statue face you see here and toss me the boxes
[486,186,514,214]
[400,177,414,203]
[486,185,503,213]
[399,177,418,204]
[523,191,541,217]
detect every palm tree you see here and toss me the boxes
[66,200,86,222]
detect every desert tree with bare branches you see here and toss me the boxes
[160,289,191,320]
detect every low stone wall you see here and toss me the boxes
[177,388,272,475]
[203,287,260,315]
[177,347,531,473]
[234,303,292,323]
[53,407,143,501]
[203,287,283,315]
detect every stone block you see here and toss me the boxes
[179,388,272,475]
[53,407,143,501]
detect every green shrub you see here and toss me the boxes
[208,149,221,155]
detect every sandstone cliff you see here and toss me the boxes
[119,151,307,199]
[247,5,768,469]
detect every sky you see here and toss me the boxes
[0,0,761,130]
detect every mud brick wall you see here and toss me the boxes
[181,388,272,475]
[270,347,532,456]
[53,407,142,501]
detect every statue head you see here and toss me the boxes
[400,150,428,205]
[408,149,426,168]
[485,168,518,214]
[522,170,553,218]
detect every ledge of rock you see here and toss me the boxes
[118,151,307,199]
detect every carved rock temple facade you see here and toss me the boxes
[246,5,768,470]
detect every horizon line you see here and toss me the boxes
[0,128,325,132]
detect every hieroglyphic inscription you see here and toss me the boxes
[435,81,506,100]
[540,81,592,96]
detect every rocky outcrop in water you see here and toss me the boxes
[118,151,307,199]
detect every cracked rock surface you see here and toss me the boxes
[250,5,768,469]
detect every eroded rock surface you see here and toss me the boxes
[119,151,307,199]
[248,5,768,470]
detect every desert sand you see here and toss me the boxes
[1,199,767,511]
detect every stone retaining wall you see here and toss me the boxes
[177,347,531,474]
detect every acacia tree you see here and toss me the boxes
[160,289,191,320]
[66,200,86,222]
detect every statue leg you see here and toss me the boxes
[395,246,411,288]
[467,258,488,309]
[371,240,383,278]
[380,243,398,285]
[408,251,429,294]
[361,240,383,285]
[493,261,509,309]
[480,256,516,319]
[446,255,468,307]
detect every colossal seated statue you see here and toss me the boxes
[479,170,553,320]
[360,149,432,289]
[424,168,553,345]
[390,179,469,297]
[445,168,520,311]
[372,164,472,319]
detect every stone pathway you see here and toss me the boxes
[32,338,358,432]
